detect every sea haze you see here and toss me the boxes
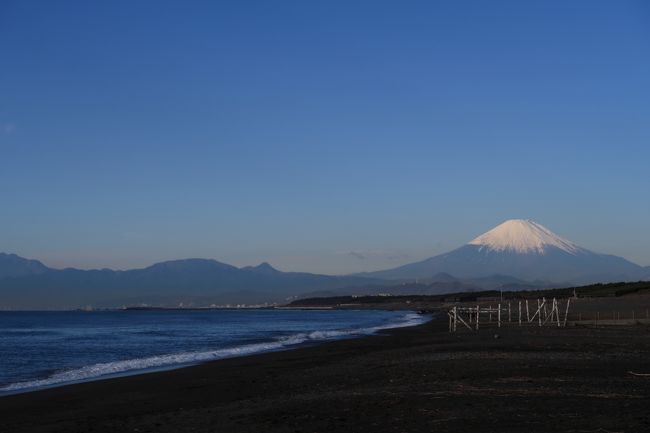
[0,309,427,395]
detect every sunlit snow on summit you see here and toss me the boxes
[468,219,583,255]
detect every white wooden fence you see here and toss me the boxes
[448,298,570,332]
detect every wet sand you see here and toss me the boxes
[2,315,650,433]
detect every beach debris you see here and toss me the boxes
[574,429,624,433]
[627,371,650,377]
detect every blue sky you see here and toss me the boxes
[1,0,649,273]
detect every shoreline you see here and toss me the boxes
[2,315,649,432]
[0,309,431,397]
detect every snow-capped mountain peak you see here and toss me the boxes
[362,219,644,282]
[468,219,583,255]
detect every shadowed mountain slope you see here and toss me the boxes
[0,257,384,309]
[0,253,51,279]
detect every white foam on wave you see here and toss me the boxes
[0,312,428,393]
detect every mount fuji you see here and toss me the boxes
[360,219,646,284]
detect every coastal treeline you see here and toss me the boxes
[291,281,650,307]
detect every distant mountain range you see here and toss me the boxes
[0,220,648,309]
[0,253,50,279]
[358,220,648,284]
[0,254,383,309]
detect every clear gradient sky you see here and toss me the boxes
[1,1,649,274]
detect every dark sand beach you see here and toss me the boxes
[2,313,650,433]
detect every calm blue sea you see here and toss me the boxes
[0,309,426,395]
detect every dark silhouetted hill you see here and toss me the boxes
[0,257,385,309]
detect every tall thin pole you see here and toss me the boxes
[476,305,480,331]
[518,301,522,326]
[563,298,570,327]
[498,303,501,328]
[550,298,555,324]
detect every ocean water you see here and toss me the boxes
[0,309,426,395]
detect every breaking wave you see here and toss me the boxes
[1,312,427,394]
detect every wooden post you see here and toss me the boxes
[563,298,570,327]
[453,306,457,332]
[448,312,452,332]
[549,298,554,325]
[526,300,530,322]
[538,299,542,327]
[456,314,473,331]
[518,301,522,326]
[508,302,511,322]
[498,303,501,328]
[542,299,556,326]
[489,306,492,323]
[476,305,480,331]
